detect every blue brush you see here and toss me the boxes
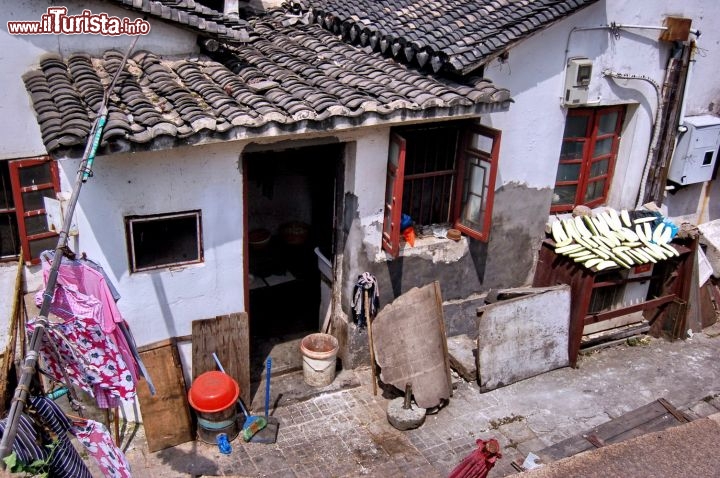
[264,358,272,418]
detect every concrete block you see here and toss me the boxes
[446,334,477,381]
[476,285,571,392]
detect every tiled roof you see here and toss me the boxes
[22,13,511,155]
[303,0,600,75]
[107,0,251,42]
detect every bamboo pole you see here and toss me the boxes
[0,36,139,464]
[365,290,378,396]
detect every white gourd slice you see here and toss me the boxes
[659,228,672,245]
[551,220,567,243]
[652,223,665,243]
[574,216,592,238]
[608,209,622,231]
[596,260,618,271]
[620,227,639,242]
[556,243,583,254]
[643,222,652,242]
[634,216,657,224]
[584,257,603,269]
[583,215,599,236]
[640,247,658,263]
[621,209,632,228]
[661,243,680,257]
[555,237,574,248]
[635,224,647,242]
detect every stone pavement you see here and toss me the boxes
[116,322,720,477]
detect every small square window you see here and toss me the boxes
[126,210,203,272]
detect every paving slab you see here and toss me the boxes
[113,321,720,477]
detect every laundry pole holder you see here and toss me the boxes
[0,36,139,464]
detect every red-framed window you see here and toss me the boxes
[2,157,61,264]
[551,106,625,213]
[382,122,501,257]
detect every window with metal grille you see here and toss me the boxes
[126,210,203,272]
[382,121,501,257]
[552,106,625,213]
[1,157,61,264]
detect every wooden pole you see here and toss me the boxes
[114,407,121,446]
[365,290,378,396]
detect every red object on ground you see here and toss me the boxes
[187,371,240,413]
[448,438,502,478]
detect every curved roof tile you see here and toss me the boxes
[23,13,511,155]
[299,0,599,75]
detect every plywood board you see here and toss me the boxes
[537,398,691,462]
[372,282,451,409]
[476,285,571,391]
[136,340,194,452]
[192,313,250,406]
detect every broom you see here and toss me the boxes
[211,353,266,440]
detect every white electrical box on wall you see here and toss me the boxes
[668,115,720,185]
[564,57,593,105]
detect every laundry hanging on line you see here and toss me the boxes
[29,250,154,408]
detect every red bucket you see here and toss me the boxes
[188,371,240,443]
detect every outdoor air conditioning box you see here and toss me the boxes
[668,114,720,185]
[564,57,593,105]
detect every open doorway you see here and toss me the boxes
[243,143,342,387]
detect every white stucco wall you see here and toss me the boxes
[0,0,198,159]
[48,141,245,345]
[483,0,720,212]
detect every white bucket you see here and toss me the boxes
[300,333,339,387]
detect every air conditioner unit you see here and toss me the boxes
[668,114,720,185]
[564,57,593,105]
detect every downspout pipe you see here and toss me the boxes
[602,70,662,209]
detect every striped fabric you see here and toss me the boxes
[27,396,93,478]
[0,402,92,478]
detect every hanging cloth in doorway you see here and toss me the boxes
[352,272,379,328]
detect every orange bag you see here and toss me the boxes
[402,226,416,247]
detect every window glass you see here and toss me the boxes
[28,236,59,260]
[18,163,53,187]
[22,189,55,211]
[589,159,609,178]
[560,141,584,160]
[552,185,577,205]
[555,163,581,182]
[460,158,488,229]
[471,133,493,154]
[597,111,619,135]
[593,137,613,157]
[584,179,606,202]
[563,115,588,138]
[0,161,14,210]
[128,211,203,272]
[0,213,19,257]
[552,106,624,212]
[24,214,50,236]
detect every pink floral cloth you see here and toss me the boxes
[73,420,132,478]
[40,256,140,383]
[30,283,136,401]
